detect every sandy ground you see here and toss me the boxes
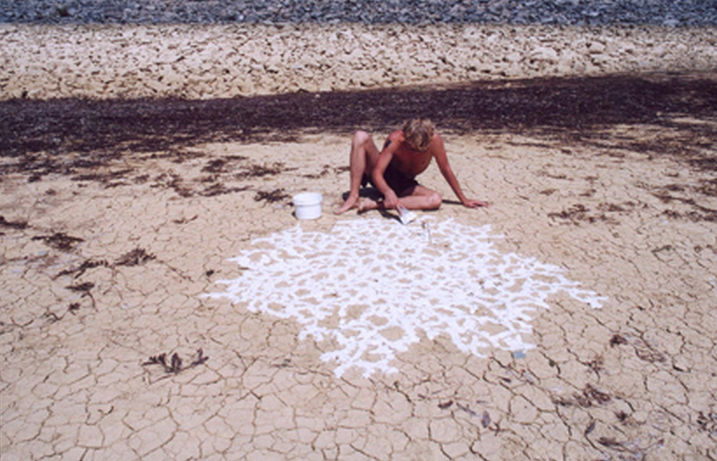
[1,71,716,460]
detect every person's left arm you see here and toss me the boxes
[432,134,489,208]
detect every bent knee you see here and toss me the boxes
[427,192,443,209]
[353,130,371,146]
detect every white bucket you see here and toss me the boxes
[293,192,322,220]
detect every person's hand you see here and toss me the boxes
[383,190,401,210]
[463,198,489,208]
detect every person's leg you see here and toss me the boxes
[355,185,441,213]
[397,185,442,210]
[335,131,381,214]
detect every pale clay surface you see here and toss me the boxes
[2,127,716,459]
[1,22,717,461]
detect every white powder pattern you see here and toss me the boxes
[206,218,605,377]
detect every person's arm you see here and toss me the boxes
[372,136,401,209]
[432,134,488,208]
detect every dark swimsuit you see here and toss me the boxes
[362,162,419,196]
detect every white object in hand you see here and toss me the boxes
[397,205,417,225]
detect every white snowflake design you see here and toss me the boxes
[205,218,605,377]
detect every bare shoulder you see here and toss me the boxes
[428,132,446,153]
[389,130,405,142]
[383,130,405,150]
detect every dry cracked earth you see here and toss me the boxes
[1,73,717,460]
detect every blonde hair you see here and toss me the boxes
[402,118,435,151]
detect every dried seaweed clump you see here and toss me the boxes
[202,158,229,174]
[200,183,248,197]
[254,188,290,204]
[236,162,287,178]
[554,384,612,407]
[143,349,209,375]
[71,168,133,184]
[201,155,247,174]
[697,412,717,435]
[56,259,109,279]
[65,281,95,292]
[610,333,629,346]
[115,248,156,266]
[65,281,96,308]
[0,216,28,230]
[303,164,336,179]
[32,232,84,251]
[548,204,619,225]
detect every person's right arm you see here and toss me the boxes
[372,135,401,209]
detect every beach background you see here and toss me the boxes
[1,2,717,460]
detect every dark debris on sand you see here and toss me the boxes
[32,232,84,251]
[1,73,715,216]
[0,216,29,230]
[2,73,716,165]
[254,188,291,204]
[114,248,156,267]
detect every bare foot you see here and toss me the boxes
[335,196,359,214]
[357,198,381,214]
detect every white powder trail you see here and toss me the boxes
[205,218,605,377]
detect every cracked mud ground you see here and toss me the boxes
[1,72,716,460]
